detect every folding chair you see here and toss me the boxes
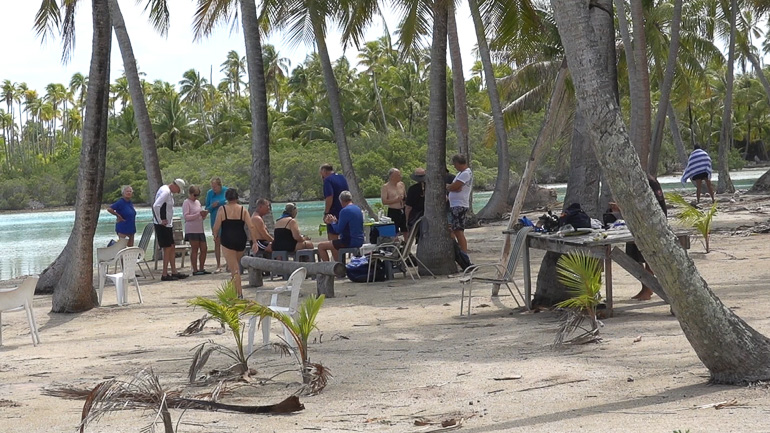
[459,226,532,315]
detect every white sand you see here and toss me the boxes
[2,192,770,432]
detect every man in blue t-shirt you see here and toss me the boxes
[318,191,364,262]
[320,163,349,240]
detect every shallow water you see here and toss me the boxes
[1,167,765,280]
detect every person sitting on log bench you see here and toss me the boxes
[318,191,364,262]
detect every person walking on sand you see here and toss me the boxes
[206,177,229,273]
[107,185,137,246]
[183,185,210,276]
[153,179,189,281]
[681,145,715,203]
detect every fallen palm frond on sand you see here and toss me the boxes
[43,368,304,433]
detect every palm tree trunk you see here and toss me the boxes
[447,1,472,213]
[552,0,770,384]
[649,0,682,175]
[468,0,510,220]
[240,0,273,224]
[668,102,688,167]
[313,22,374,216]
[501,61,569,259]
[109,0,163,203]
[718,0,737,194]
[630,0,652,170]
[417,0,455,275]
[447,1,470,159]
[372,72,388,134]
[40,0,111,314]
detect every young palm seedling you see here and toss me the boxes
[188,281,253,381]
[188,281,330,394]
[240,294,331,395]
[665,193,717,252]
[554,250,603,346]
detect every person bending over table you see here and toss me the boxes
[318,191,364,262]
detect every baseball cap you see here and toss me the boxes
[173,178,186,190]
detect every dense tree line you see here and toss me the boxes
[0,41,545,210]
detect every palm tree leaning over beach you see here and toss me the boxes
[34,0,112,312]
[552,0,770,385]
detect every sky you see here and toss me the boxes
[0,1,478,94]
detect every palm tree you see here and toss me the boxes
[262,44,291,111]
[108,0,163,203]
[220,50,245,100]
[34,0,111,312]
[69,72,88,124]
[193,0,274,216]
[179,68,213,143]
[280,0,375,216]
[153,93,191,151]
[552,0,770,384]
[718,0,738,193]
[417,0,455,275]
[466,0,511,219]
[1,80,18,155]
[649,0,684,176]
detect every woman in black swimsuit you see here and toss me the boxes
[212,188,258,298]
[271,203,313,253]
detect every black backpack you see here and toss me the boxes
[559,203,591,229]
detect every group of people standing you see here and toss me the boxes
[104,154,476,294]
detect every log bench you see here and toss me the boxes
[241,256,346,298]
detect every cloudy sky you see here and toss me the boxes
[1,1,478,94]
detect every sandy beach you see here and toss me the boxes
[2,191,770,433]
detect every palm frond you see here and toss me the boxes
[141,0,170,36]
[555,251,602,308]
[34,0,62,43]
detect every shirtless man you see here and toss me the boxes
[250,198,274,253]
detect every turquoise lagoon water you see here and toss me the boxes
[1,167,765,280]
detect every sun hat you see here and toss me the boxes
[410,167,426,182]
[173,178,186,190]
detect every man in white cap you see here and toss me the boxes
[153,178,188,281]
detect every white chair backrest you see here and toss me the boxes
[97,239,128,263]
[0,276,38,312]
[114,247,144,276]
[285,267,307,311]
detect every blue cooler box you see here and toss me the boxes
[377,223,396,237]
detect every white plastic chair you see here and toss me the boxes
[247,267,307,354]
[97,238,128,294]
[101,247,145,306]
[0,276,41,346]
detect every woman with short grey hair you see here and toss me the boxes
[107,185,137,246]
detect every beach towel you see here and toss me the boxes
[681,149,712,184]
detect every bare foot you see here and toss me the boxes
[631,287,653,301]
